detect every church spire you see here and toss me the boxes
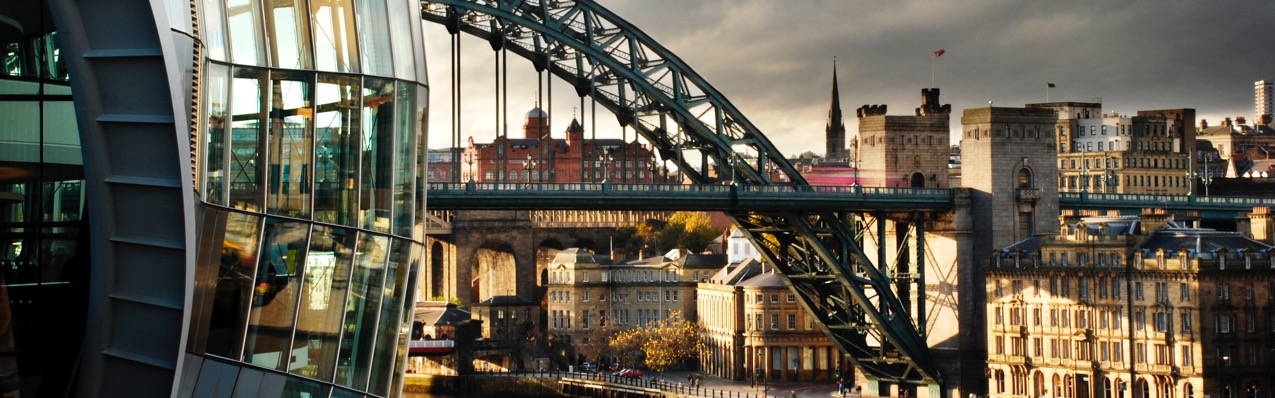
[826,59,847,161]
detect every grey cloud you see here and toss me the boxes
[426,0,1275,157]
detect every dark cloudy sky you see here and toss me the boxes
[424,0,1275,157]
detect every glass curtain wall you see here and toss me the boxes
[188,0,427,396]
[0,0,88,394]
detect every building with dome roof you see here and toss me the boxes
[458,107,674,184]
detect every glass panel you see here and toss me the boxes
[354,0,393,77]
[313,74,360,226]
[41,100,80,167]
[359,78,393,232]
[243,218,310,371]
[265,70,313,218]
[0,3,66,88]
[226,0,266,66]
[203,62,231,205]
[281,377,330,398]
[389,242,422,394]
[289,225,356,382]
[230,67,267,211]
[264,0,313,70]
[406,0,427,82]
[391,82,416,237]
[335,233,388,390]
[367,239,411,395]
[330,388,361,398]
[385,0,415,80]
[201,0,229,61]
[205,211,263,359]
[310,0,360,73]
[412,86,427,238]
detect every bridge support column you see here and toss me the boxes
[927,380,944,398]
[867,379,886,397]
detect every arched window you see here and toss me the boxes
[1185,383,1194,398]
[1018,168,1033,188]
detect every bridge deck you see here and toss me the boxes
[427,182,954,211]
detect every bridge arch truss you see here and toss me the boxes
[422,0,941,386]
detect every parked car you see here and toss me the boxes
[617,369,643,378]
[580,362,598,372]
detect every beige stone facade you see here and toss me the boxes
[856,88,952,188]
[1028,103,1195,195]
[696,259,846,382]
[545,248,722,364]
[986,208,1275,398]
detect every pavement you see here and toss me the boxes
[655,370,855,398]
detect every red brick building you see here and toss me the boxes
[458,107,674,184]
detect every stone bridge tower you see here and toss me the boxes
[857,88,952,188]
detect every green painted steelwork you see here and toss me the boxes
[421,0,942,385]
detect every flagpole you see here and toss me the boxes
[1046,84,1050,102]
[931,56,935,87]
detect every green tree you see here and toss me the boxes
[655,212,722,253]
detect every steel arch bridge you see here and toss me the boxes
[422,0,941,386]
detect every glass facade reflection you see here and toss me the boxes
[188,0,428,396]
[0,0,87,394]
[4,0,427,395]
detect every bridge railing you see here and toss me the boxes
[1061,192,1275,209]
[430,182,953,197]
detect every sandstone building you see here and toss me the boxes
[856,89,953,188]
[986,208,1275,398]
[697,229,847,382]
[544,248,722,365]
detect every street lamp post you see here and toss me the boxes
[524,154,537,188]
[598,149,613,183]
[648,155,658,184]
[466,153,476,182]
[1202,152,1214,197]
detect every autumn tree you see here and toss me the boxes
[609,311,704,377]
[610,327,646,368]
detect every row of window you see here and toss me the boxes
[992,371,1198,398]
[747,312,815,331]
[549,308,677,330]
[997,277,1274,302]
[1060,155,1187,171]
[753,293,797,304]
[549,269,700,284]
[547,289,685,303]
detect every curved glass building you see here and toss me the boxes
[1,0,427,396]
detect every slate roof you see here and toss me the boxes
[414,301,471,325]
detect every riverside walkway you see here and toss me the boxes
[407,369,848,398]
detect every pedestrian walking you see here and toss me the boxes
[790,390,796,398]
